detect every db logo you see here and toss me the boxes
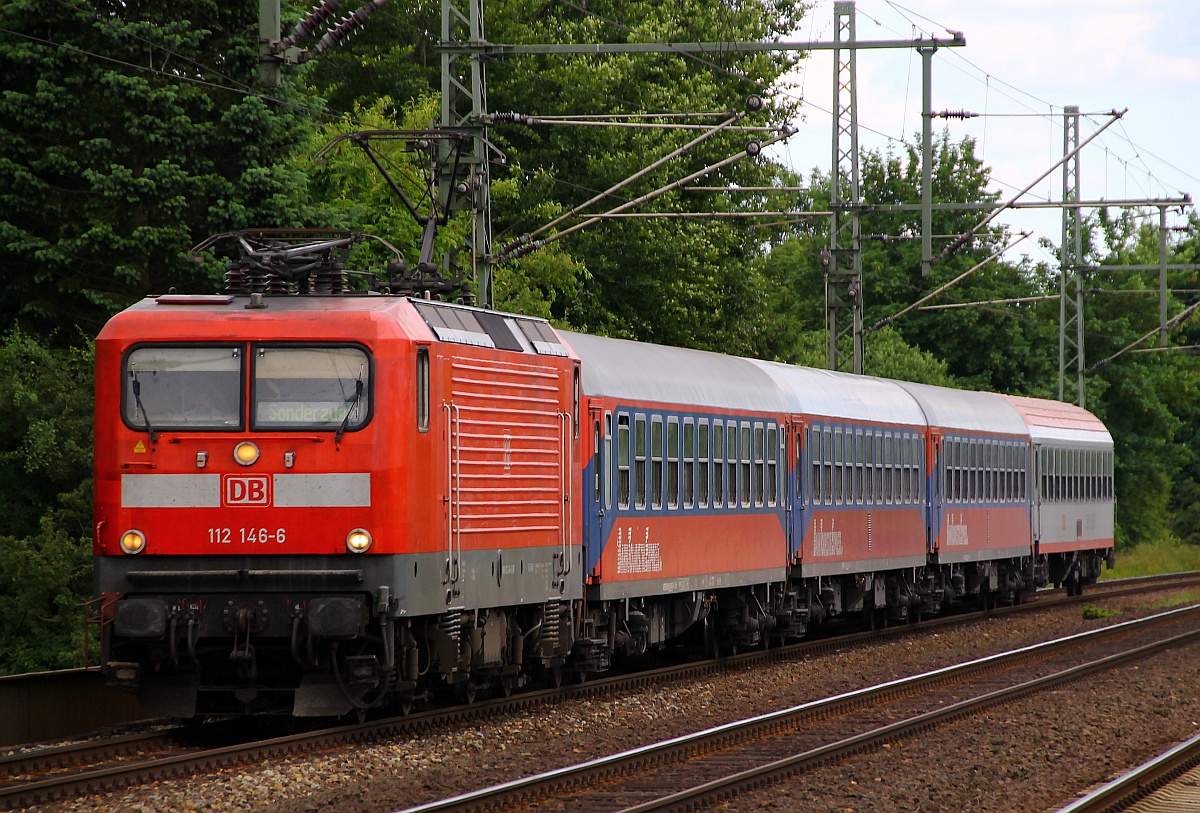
[222,475,271,506]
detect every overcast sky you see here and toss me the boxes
[771,0,1200,264]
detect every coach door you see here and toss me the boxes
[1030,443,1042,545]
[787,420,804,562]
[927,431,943,554]
[584,406,607,573]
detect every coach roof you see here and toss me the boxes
[749,360,928,426]
[898,381,1030,436]
[1001,395,1113,446]
[561,331,790,412]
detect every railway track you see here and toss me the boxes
[1054,732,1200,813]
[2,572,1197,811]
[396,602,1200,813]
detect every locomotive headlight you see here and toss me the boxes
[119,530,146,555]
[234,441,260,466]
[346,528,373,554]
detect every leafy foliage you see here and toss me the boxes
[0,0,322,339]
[0,330,95,674]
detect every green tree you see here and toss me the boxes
[302,0,809,347]
[0,330,95,674]
[0,0,322,339]
[752,133,1055,389]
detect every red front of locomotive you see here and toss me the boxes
[93,294,434,716]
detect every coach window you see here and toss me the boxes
[963,440,972,502]
[983,441,990,502]
[1054,448,1062,502]
[810,427,821,505]
[918,435,925,502]
[683,419,695,509]
[604,413,613,511]
[893,434,903,504]
[1047,447,1055,502]
[617,415,631,509]
[698,419,710,508]
[1003,446,1012,503]
[1040,448,1049,502]
[767,424,779,506]
[667,417,680,509]
[1001,443,1008,502]
[816,429,825,506]
[909,434,918,504]
[1009,443,1017,501]
[970,440,979,502]
[253,345,371,432]
[983,441,991,503]
[594,419,602,503]
[1047,448,1055,502]
[710,424,720,506]
[878,434,888,503]
[982,441,990,502]
[1001,443,1009,502]
[727,422,739,508]
[955,439,965,503]
[740,422,753,508]
[797,430,806,503]
[942,438,949,503]
[1107,451,1114,499]
[634,415,647,509]
[753,423,765,507]
[880,434,891,505]
[861,431,870,504]
[124,345,244,432]
[1084,450,1091,501]
[722,423,732,507]
[988,443,998,506]
[862,431,874,504]
[832,428,844,505]
[849,430,860,504]
[985,441,993,503]
[651,417,664,510]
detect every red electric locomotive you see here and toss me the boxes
[95,246,585,716]
[94,232,1116,717]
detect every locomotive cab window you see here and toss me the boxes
[252,345,371,432]
[123,345,243,431]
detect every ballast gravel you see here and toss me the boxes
[29,587,1200,813]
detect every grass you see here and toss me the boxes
[1081,603,1120,619]
[1100,538,1200,580]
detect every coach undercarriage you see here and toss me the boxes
[102,550,1100,719]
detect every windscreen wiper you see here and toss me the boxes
[335,371,365,443]
[130,370,159,443]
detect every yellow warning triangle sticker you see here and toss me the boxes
[134,440,146,453]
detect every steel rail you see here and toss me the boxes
[1052,732,1200,813]
[3,572,1197,810]
[395,603,1200,813]
[0,728,179,781]
[620,627,1200,813]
